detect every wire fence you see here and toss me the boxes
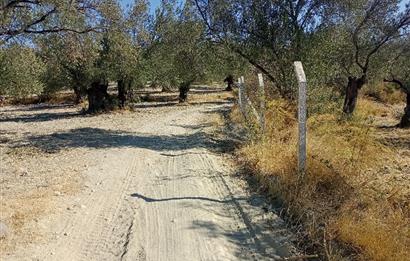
[236,62,307,176]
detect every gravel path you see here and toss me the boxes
[1,96,297,260]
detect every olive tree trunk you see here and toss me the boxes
[399,91,410,128]
[383,78,410,128]
[118,79,127,108]
[87,81,110,113]
[224,75,234,91]
[179,81,192,103]
[117,78,133,108]
[343,76,366,114]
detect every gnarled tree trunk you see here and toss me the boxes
[179,81,192,103]
[343,75,366,114]
[118,79,127,108]
[87,81,110,113]
[224,75,234,91]
[117,78,133,108]
[384,78,410,128]
[399,92,410,128]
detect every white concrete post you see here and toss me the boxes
[257,73,266,133]
[238,77,242,105]
[241,76,260,123]
[238,77,245,117]
[293,61,307,176]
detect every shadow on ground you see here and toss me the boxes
[12,128,224,153]
[0,103,76,113]
[132,100,233,109]
[0,111,82,123]
[130,171,295,260]
[0,103,82,123]
[0,99,232,123]
[133,101,179,109]
[131,192,247,204]
[6,103,239,154]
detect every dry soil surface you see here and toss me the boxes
[0,92,298,260]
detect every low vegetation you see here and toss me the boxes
[229,80,409,260]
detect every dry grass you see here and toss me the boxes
[231,97,409,260]
[189,90,233,104]
[0,189,50,253]
[0,142,84,255]
[0,171,82,255]
[362,83,405,105]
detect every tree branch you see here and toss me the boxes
[1,0,101,41]
[0,0,39,11]
[384,77,408,93]
[1,7,57,37]
[193,0,281,93]
[352,0,381,72]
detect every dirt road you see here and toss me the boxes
[1,91,297,260]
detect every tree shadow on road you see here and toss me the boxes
[0,103,76,113]
[0,110,82,123]
[130,192,247,204]
[130,184,295,260]
[12,127,229,153]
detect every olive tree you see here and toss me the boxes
[0,45,45,98]
[96,31,139,108]
[147,0,208,102]
[1,0,102,105]
[383,37,410,127]
[96,0,150,108]
[325,0,410,114]
[37,32,98,104]
[193,0,324,98]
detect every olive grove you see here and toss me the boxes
[0,0,409,125]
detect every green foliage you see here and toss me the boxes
[194,0,325,96]
[0,0,408,107]
[382,36,410,91]
[37,32,99,97]
[145,0,197,88]
[96,0,151,89]
[0,45,45,97]
[201,43,248,83]
[0,0,98,42]
[97,31,139,81]
[145,0,241,89]
[194,0,409,102]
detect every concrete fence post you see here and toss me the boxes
[293,61,307,176]
[238,77,245,117]
[237,75,261,124]
[257,73,266,133]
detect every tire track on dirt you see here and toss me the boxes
[2,102,299,261]
[78,154,140,260]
